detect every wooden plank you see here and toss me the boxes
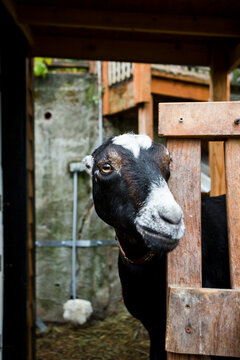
[208,142,226,196]
[1,18,30,358]
[27,89,33,116]
[138,96,153,139]
[151,69,209,86]
[28,170,33,198]
[106,80,135,115]
[133,63,151,104]
[210,48,230,102]
[151,76,209,101]
[2,0,35,45]
[166,286,240,357]
[158,101,240,138]
[32,35,210,67]
[26,58,35,360]
[28,115,33,141]
[167,140,202,287]
[28,139,33,171]
[225,139,240,289]
[16,5,240,39]
[209,47,230,196]
[166,140,202,360]
[102,62,110,115]
[28,197,33,225]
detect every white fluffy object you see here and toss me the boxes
[63,299,93,325]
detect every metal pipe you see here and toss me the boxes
[72,170,78,300]
[36,240,116,247]
[97,61,103,146]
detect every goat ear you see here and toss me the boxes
[82,155,94,175]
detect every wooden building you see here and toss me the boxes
[102,63,210,136]
[1,1,240,359]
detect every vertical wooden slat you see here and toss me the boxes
[166,139,202,360]
[133,63,151,104]
[209,46,230,196]
[134,63,153,138]
[225,139,240,290]
[138,95,153,139]
[26,57,35,360]
[167,139,202,287]
[102,62,110,115]
[208,141,226,196]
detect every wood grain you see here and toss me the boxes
[151,76,209,101]
[208,141,226,196]
[16,4,240,39]
[106,80,135,115]
[102,61,110,115]
[133,63,151,104]
[166,139,202,360]
[138,96,153,139]
[166,286,240,357]
[159,101,240,138]
[210,48,230,103]
[225,139,240,289]
[27,58,35,360]
[209,50,229,196]
[167,139,202,287]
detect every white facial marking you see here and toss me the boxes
[135,178,185,241]
[112,133,152,158]
[82,155,94,175]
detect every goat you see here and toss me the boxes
[83,134,230,360]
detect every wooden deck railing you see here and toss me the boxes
[108,62,133,86]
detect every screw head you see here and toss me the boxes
[234,118,240,125]
[185,326,192,334]
[179,117,184,123]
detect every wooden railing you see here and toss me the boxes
[108,62,133,86]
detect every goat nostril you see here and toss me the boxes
[161,214,177,225]
[160,212,182,226]
[151,214,157,221]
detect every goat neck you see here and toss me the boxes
[115,229,156,265]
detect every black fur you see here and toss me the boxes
[90,138,230,360]
[118,195,230,360]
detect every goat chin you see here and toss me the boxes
[136,224,181,253]
[63,299,93,325]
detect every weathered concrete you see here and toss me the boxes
[35,73,121,322]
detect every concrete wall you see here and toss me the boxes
[34,73,137,322]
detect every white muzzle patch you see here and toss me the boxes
[135,179,185,242]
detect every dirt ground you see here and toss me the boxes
[36,305,150,360]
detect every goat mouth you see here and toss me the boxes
[136,224,179,247]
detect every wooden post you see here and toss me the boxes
[225,139,240,290]
[159,102,240,358]
[102,61,109,116]
[166,139,203,360]
[133,63,151,104]
[209,47,230,196]
[138,96,153,139]
[26,57,35,360]
[133,63,153,139]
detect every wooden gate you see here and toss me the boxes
[159,101,240,358]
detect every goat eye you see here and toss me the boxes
[100,164,112,174]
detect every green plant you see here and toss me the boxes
[34,58,52,78]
